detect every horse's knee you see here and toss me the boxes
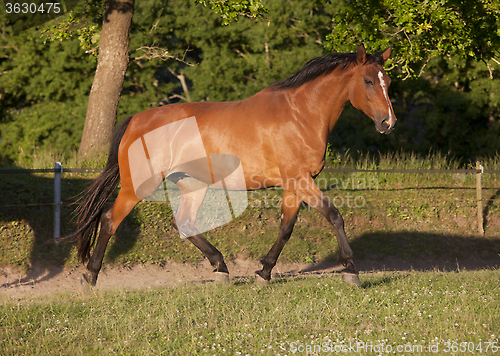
[177,222,198,238]
[326,204,344,227]
[99,210,117,237]
[281,215,297,239]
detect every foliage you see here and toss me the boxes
[327,0,500,79]
[41,0,267,54]
[41,0,104,60]
[195,0,268,25]
[0,27,95,164]
[169,0,341,102]
[1,0,500,163]
[120,0,341,105]
[2,0,335,163]
[0,99,88,162]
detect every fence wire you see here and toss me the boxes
[1,167,499,209]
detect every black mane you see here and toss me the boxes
[271,52,383,90]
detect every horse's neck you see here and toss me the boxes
[286,70,353,137]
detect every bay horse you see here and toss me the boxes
[71,44,396,287]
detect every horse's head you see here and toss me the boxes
[349,44,397,134]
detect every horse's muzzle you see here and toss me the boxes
[376,117,396,134]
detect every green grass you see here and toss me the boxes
[1,270,498,355]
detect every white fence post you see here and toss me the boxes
[54,162,62,243]
[476,161,484,236]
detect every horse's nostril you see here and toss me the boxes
[377,119,392,134]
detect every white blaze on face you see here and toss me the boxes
[377,70,393,128]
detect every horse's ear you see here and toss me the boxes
[381,45,393,62]
[356,44,366,63]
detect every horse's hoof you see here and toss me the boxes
[80,273,94,292]
[341,272,361,287]
[82,272,97,287]
[214,271,230,284]
[80,277,89,291]
[254,273,270,286]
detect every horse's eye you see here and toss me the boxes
[365,79,374,85]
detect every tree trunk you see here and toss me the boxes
[78,0,135,160]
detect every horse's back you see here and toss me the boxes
[118,90,303,190]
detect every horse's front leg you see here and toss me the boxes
[255,191,301,285]
[296,175,360,287]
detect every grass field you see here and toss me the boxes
[1,270,499,355]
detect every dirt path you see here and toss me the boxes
[1,255,498,300]
[0,259,322,300]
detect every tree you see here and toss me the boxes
[326,0,500,79]
[53,0,268,159]
[77,0,134,159]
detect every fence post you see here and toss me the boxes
[54,162,62,243]
[476,161,484,236]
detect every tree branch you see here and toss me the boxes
[167,67,192,102]
[133,45,194,65]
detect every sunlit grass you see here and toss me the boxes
[1,270,498,355]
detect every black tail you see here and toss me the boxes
[72,115,134,263]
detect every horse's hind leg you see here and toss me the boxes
[84,189,140,286]
[256,191,301,285]
[187,234,229,282]
[174,177,229,282]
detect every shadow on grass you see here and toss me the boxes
[484,187,500,229]
[298,231,500,285]
[0,170,141,288]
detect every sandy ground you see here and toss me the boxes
[1,252,498,301]
[0,258,321,299]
